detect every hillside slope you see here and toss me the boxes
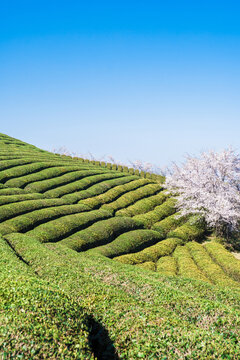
[1,133,240,359]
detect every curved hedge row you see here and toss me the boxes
[151,213,187,237]
[0,161,77,183]
[101,183,161,213]
[132,198,176,228]
[79,178,151,209]
[204,241,240,282]
[0,158,34,171]
[0,187,30,195]
[5,166,83,188]
[172,245,210,282]
[0,203,90,235]
[25,169,106,193]
[186,242,239,288]
[26,209,112,243]
[0,198,66,222]
[156,256,177,276]
[0,193,44,205]
[59,217,141,252]
[89,229,164,258]
[44,172,124,198]
[61,175,137,203]
[168,219,206,242]
[115,191,167,217]
[114,237,183,265]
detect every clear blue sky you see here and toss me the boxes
[1,1,240,169]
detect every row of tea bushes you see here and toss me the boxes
[0,203,90,235]
[62,175,137,203]
[44,172,125,198]
[26,209,112,243]
[0,198,66,222]
[89,229,163,258]
[152,212,188,237]
[168,219,206,242]
[115,191,167,217]
[156,256,177,276]
[5,166,83,188]
[204,241,240,282]
[79,178,151,209]
[114,237,183,265]
[172,245,210,282]
[101,183,162,213]
[60,217,141,252]
[132,198,176,228]
[25,169,107,193]
[186,242,239,288]
[0,192,44,205]
[0,161,80,183]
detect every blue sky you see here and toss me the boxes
[1,1,240,169]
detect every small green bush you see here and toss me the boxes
[156,256,177,276]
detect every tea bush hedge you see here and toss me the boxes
[59,217,140,251]
[27,209,112,243]
[156,256,177,276]
[90,229,163,258]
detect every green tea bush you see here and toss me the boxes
[115,237,183,264]
[90,229,163,258]
[204,241,240,282]
[101,183,161,213]
[136,261,156,271]
[152,212,187,236]
[173,245,209,282]
[0,203,90,235]
[186,242,239,288]
[25,169,104,193]
[115,191,167,217]
[0,198,66,222]
[60,217,140,251]
[80,178,150,209]
[133,198,176,228]
[0,193,44,205]
[168,218,205,242]
[62,175,137,203]
[44,172,123,198]
[27,209,112,243]
[156,256,177,276]
[5,166,82,188]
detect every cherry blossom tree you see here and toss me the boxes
[165,148,240,237]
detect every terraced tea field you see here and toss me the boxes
[1,132,240,359]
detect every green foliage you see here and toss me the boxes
[90,229,163,258]
[204,241,240,282]
[101,183,161,213]
[156,256,177,276]
[115,237,183,264]
[186,241,239,288]
[136,261,156,271]
[173,245,210,282]
[80,178,150,209]
[0,192,44,205]
[152,212,187,236]
[26,209,112,243]
[0,203,90,235]
[59,217,140,252]
[115,191,167,217]
[25,169,106,193]
[0,198,66,222]
[168,218,206,242]
[44,172,123,198]
[133,198,176,228]
[62,175,137,203]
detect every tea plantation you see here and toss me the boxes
[1,133,240,359]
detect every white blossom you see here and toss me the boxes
[164,148,240,235]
